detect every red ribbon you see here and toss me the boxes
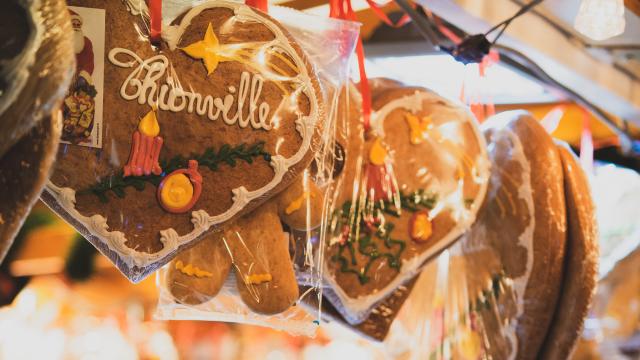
[149,0,162,45]
[245,0,268,12]
[330,0,413,131]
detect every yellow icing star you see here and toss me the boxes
[181,23,232,75]
[405,113,433,145]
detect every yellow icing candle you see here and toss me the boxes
[138,108,160,137]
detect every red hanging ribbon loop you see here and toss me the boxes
[149,0,162,45]
[246,0,268,13]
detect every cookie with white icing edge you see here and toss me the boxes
[323,85,490,324]
[459,111,567,359]
[43,0,323,281]
[539,143,598,360]
[166,174,324,314]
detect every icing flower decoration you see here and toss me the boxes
[404,113,433,145]
[158,160,203,213]
[181,23,233,75]
[409,210,433,242]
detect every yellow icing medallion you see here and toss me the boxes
[160,173,194,210]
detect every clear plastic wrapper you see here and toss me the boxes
[378,112,598,359]
[0,0,75,261]
[321,80,491,324]
[153,5,359,335]
[41,0,344,282]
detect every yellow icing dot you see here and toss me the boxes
[160,173,194,210]
[181,23,232,75]
[458,328,482,359]
[175,260,213,278]
[404,113,432,145]
[411,212,433,242]
[138,109,160,137]
[285,191,316,215]
[245,273,272,284]
[369,138,388,166]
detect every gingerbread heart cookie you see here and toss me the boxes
[166,174,324,314]
[324,85,490,323]
[42,0,322,281]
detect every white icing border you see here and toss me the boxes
[0,0,43,117]
[323,90,491,324]
[45,1,319,270]
[480,114,535,360]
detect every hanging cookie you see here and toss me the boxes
[42,0,323,281]
[323,84,491,324]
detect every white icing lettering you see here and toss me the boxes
[107,48,272,131]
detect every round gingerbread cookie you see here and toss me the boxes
[461,111,567,359]
[42,0,323,281]
[324,85,490,324]
[539,144,598,360]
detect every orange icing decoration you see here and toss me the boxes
[157,160,203,213]
[245,273,272,284]
[285,191,316,215]
[181,23,233,75]
[369,137,388,166]
[175,260,213,278]
[458,328,482,359]
[124,108,163,177]
[404,113,433,145]
[409,210,433,242]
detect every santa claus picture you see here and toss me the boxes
[62,6,105,148]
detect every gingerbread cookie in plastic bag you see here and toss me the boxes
[42,0,323,281]
[323,84,491,324]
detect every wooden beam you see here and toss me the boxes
[625,0,640,17]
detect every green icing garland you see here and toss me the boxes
[80,141,270,202]
[330,189,438,285]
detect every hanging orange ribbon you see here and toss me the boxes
[245,0,268,12]
[330,0,372,131]
[149,0,162,45]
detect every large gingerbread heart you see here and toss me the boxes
[323,85,490,324]
[42,0,322,281]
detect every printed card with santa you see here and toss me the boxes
[43,0,324,281]
[63,6,105,148]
